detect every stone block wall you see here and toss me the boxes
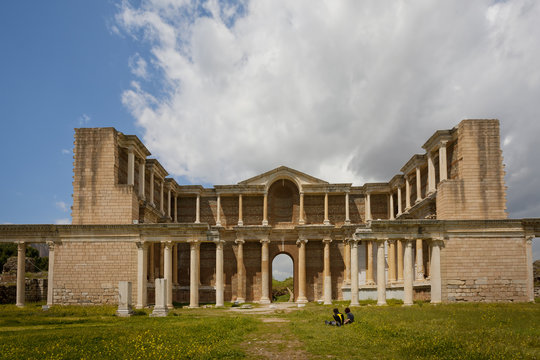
[54,241,137,305]
[437,120,507,220]
[72,128,139,224]
[441,236,528,302]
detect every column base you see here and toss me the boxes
[216,222,222,227]
[16,303,24,308]
[296,297,308,304]
[237,221,243,226]
[323,220,330,225]
[116,308,134,317]
[262,220,268,226]
[415,198,422,204]
[345,220,351,225]
[260,298,271,304]
[350,301,360,307]
[150,306,169,317]
[236,297,245,304]
[189,305,200,309]
[402,302,413,307]
[167,304,174,310]
[377,301,387,306]
[298,220,305,225]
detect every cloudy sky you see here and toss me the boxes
[0,1,539,268]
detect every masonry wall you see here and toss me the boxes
[72,128,139,224]
[440,236,528,302]
[437,120,507,220]
[54,241,137,305]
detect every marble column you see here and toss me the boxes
[397,240,404,282]
[388,240,396,283]
[397,186,403,216]
[174,195,178,222]
[149,169,155,206]
[136,241,148,309]
[415,166,422,203]
[160,180,164,214]
[344,240,351,285]
[46,241,55,307]
[167,188,171,218]
[405,176,411,211]
[172,244,178,285]
[365,193,372,221]
[350,240,359,306]
[235,238,245,303]
[323,237,332,304]
[238,194,243,226]
[389,192,395,220]
[430,239,442,304]
[403,240,414,306]
[376,240,387,306]
[164,241,173,309]
[439,140,448,182]
[427,152,436,194]
[299,192,305,225]
[139,160,145,199]
[189,241,200,308]
[195,194,200,224]
[296,237,308,303]
[415,239,424,281]
[149,243,155,282]
[127,147,135,186]
[216,194,222,226]
[366,241,374,285]
[215,239,225,307]
[16,242,25,307]
[262,192,268,226]
[323,193,330,225]
[260,238,270,303]
[345,192,351,224]
[526,237,534,302]
[159,243,164,277]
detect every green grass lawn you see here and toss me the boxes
[0,301,538,359]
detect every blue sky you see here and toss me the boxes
[0,1,539,262]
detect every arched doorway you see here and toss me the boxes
[267,179,300,225]
[271,253,294,302]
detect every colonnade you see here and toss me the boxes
[349,238,442,306]
[132,236,442,309]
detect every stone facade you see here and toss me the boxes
[0,119,538,307]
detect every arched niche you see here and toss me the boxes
[267,179,300,226]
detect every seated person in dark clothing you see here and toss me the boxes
[325,308,344,326]
[344,307,354,324]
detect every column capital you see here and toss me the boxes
[347,238,359,246]
[525,235,534,244]
[161,240,173,249]
[136,241,148,250]
[322,237,332,244]
[46,239,59,249]
[235,238,245,245]
[296,237,308,245]
[260,238,270,244]
[439,139,449,147]
[214,239,225,246]
[387,239,396,244]
[431,237,445,246]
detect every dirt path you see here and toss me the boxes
[239,317,310,360]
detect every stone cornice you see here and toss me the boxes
[117,133,151,159]
[422,129,454,153]
[400,154,427,175]
[364,183,391,194]
[146,159,168,179]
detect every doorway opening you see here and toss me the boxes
[271,253,294,302]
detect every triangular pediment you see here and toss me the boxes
[239,166,328,187]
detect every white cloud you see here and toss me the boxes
[272,253,293,280]
[61,149,71,155]
[115,0,540,220]
[55,218,71,225]
[55,201,69,212]
[78,113,91,126]
[128,53,149,79]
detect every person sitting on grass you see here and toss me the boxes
[325,308,344,326]
[344,307,354,324]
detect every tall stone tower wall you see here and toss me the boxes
[436,120,507,220]
[71,128,139,224]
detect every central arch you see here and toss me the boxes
[267,179,300,225]
[271,252,295,302]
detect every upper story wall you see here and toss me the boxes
[436,120,507,219]
[71,119,507,226]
